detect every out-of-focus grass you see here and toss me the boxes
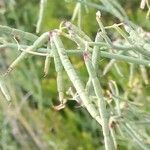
[0,0,150,149]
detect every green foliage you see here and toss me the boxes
[0,0,150,150]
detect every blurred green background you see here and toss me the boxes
[0,0,150,150]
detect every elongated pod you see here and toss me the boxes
[51,31,102,125]
[44,55,51,76]
[64,21,92,42]
[0,25,38,42]
[6,32,49,74]
[50,37,64,103]
[0,79,11,101]
[83,50,113,150]
[86,32,103,94]
[36,0,47,33]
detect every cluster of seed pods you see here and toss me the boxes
[0,10,150,150]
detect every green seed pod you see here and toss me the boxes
[83,49,114,150]
[50,36,64,103]
[6,32,49,74]
[51,30,102,125]
[0,79,11,102]
[44,55,51,76]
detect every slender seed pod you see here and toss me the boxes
[0,79,11,102]
[140,64,149,85]
[51,30,102,125]
[100,0,124,21]
[6,32,49,74]
[110,127,117,150]
[96,11,112,47]
[64,21,92,42]
[50,36,64,104]
[114,63,124,77]
[44,55,51,76]
[44,43,52,76]
[71,2,81,28]
[112,24,129,42]
[68,29,85,49]
[124,25,150,57]
[86,32,103,94]
[128,63,134,87]
[139,55,149,84]
[146,9,150,19]
[36,0,47,33]
[108,80,121,116]
[103,59,116,76]
[83,49,114,150]
[77,3,81,28]
[71,3,80,22]
[110,0,128,19]
[0,25,38,42]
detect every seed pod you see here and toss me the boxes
[50,36,64,104]
[140,0,146,9]
[44,55,51,77]
[0,25,38,42]
[51,31,102,125]
[6,32,49,74]
[0,80,11,102]
[36,0,47,33]
[64,21,92,42]
[83,49,113,150]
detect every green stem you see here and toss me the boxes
[66,50,150,66]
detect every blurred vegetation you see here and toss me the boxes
[0,0,150,150]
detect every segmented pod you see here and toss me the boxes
[6,32,49,74]
[36,0,47,33]
[108,80,121,116]
[0,25,38,42]
[0,80,11,102]
[50,36,64,103]
[86,32,103,94]
[44,55,51,76]
[51,31,102,125]
[64,21,92,42]
[83,49,113,150]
